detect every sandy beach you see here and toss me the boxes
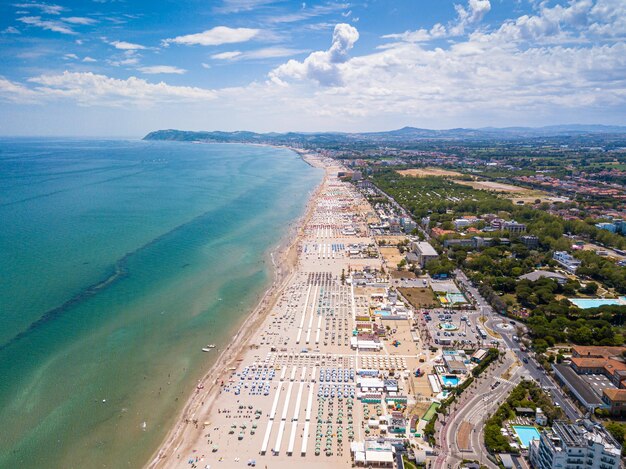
[146,153,332,468]
[146,153,433,469]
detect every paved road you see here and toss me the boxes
[436,351,521,469]
[455,269,582,421]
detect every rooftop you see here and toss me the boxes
[415,241,438,256]
[519,270,568,282]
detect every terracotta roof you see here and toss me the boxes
[603,388,626,403]
[571,345,626,359]
[571,357,626,375]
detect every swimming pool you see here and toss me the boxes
[569,297,626,309]
[440,375,460,387]
[512,425,541,448]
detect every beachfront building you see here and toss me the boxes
[350,333,382,351]
[553,251,582,273]
[529,421,621,469]
[351,439,395,467]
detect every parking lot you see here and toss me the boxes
[417,307,499,348]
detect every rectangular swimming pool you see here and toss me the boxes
[440,375,460,387]
[569,297,626,309]
[512,425,541,448]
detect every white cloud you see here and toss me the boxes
[3,1,626,132]
[109,40,146,50]
[3,26,21,34]
[383,0,491,42]
[472,0,598,44]
[163,26,260,47]
[62,16,97,25]
[64,53,78,60]
[22,71,216,105]
[82,56,97,62]
[201,62,211,69]
[108,57,140,67]
[211,51,243,60]
[13,2,64,15]
[214,0,278,14]
[254,6,626,127]
[212,47,304,61]
[270,23,358,86]
[17,16,76,35]
[0,76,40,102]
[138,65,187,74]
[266,2,350,24]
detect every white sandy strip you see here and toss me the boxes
[275,378,295,454]
[296,284,312,344]
[269,381,283,419]
[261,374,284,454]
[301,378,316,456]
[350,281,356,322]
[315,314,322,344]
[287,370,306,455]
[261,420,274,455]
[274,420,286,454]
[305,286,317,344]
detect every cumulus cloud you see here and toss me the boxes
[3,26,21,34]
[17,16,76,34]
[0,76,40,102]
[21,71,216,105]
[163,26,260,46]
[383,0,491,42]
[270,23,358,86]
[82,56,97,62]
[3,0,626,130]
[138,65,187,74]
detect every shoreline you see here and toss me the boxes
[145,151,326,468]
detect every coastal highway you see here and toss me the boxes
[454,269,583,422]
[491,318,582,422]
[436,349,520,469]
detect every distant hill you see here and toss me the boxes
[144,124,626,145]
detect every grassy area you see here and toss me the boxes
[399,287,437,308]
[402,455,422,469]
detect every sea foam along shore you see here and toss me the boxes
[145,151,327,468]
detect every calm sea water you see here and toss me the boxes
[0,139,321,468]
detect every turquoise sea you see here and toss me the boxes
[0,139,322,468]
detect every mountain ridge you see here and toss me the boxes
[143,124,626,144]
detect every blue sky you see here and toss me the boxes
[0,0,625,136]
